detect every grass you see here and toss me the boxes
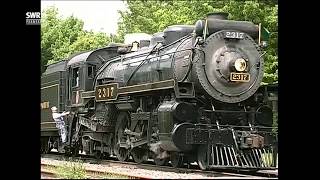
[54,159,87,179]
[51,158,134,179]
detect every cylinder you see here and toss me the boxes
[172,102,197,123]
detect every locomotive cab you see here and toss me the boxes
[67,53,89,106]
[68,60,100,106]
[66,45,120,108]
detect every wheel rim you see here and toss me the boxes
[103,152,110,159]
[94,151,103,160]
[170,152,184,168]
[67,147,79,157]
[41,143,44,154]
[114,112,130,162]
[197,145,209,170]
[117,147,129,161]
[43,138,51,154]
[152,152,169,166]
[131,148,148,164]
[154,158,168,166]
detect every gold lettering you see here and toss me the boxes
[107,87,110,97]
[102,88,106,97]
[110,87,114,97]
[40,101,50,109]
[98,89,102,98]
[96,84,117,100]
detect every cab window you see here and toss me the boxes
[72,67,80,87]
[88,66,96,79]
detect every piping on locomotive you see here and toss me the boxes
[41,12,278,170]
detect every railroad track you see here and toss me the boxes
[41,168,57,179]
[41,153,277,179]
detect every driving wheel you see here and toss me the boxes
[152,152,169,166]
[114,112,130,162]
[131,147,148,164]
[170,152,184,168]
[197,145,210,170]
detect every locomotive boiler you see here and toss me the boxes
[41,12,278,171]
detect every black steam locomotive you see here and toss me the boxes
[41,13,278,170]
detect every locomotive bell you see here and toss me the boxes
[131,41,139,52]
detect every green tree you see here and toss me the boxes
[69,31,111,55]
[41,6,111,73]
[41,6,60,73]
[117,0,278,84]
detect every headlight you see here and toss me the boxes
[234,58,247,72]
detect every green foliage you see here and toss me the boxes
[41,6,111,73]
[68,31,111,56]
[117,0,278,84]
[55,160,87,179]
